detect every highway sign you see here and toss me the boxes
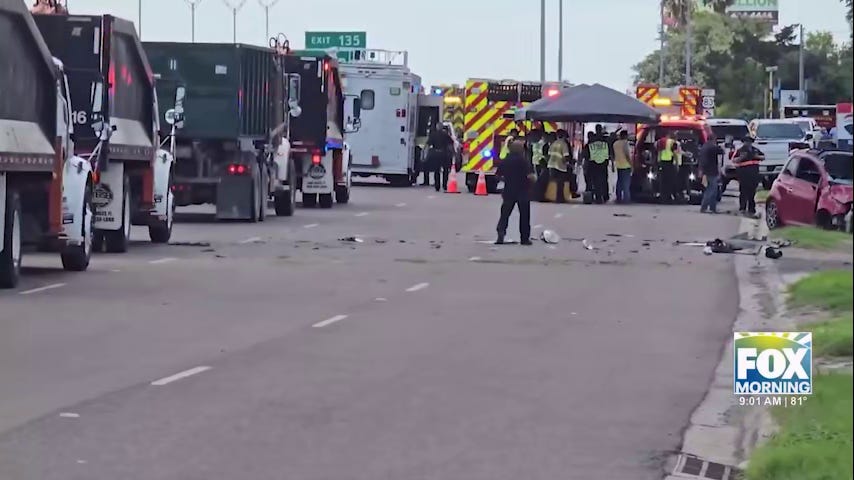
[305,31,366,49]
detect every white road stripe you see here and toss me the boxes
[374,297,388,302]
[151,366,211,386]
[19,283,66,295]
[312,314,348,328]
[239,236,261,244]
[533,224,543,229]
[355,212,369,217]
[395,202,407,207]
[469,256,482,261]
[148,257,177,265]
[427,195,436,199]
[554,213,563,219]
[110,269,122,273]
[59,412,80,418]
[303,223,319,229]
[405,282,430,292]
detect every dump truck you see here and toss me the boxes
[286,51,360,208]
[1,0,93,288]
[143,42,302,219]
[33,13,177,251]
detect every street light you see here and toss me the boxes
[221,0,248,44]
[258,0,281,43]
[183,0,204,42]
[766,65,778,119]
[794,23,806,104]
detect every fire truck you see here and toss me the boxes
[461,79,565,193]
[430,84,464,137]
[635,84,707,118]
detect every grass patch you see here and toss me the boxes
[745,373,853,480]
[787,269,853,313]
[755,189,770,203]
[808,314,854,357]
[772,226,853,251]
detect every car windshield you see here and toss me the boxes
[710,124,749,141]
[822,153,853,184]
[792,120,812,133]
[756,123,805,139]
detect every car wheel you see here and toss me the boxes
[765,199,782,230]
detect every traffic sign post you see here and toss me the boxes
[305,31,366,49]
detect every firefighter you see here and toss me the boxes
[495,139,534,245]
[587,131,610,204]
[547,130,571,203]
[733,136,764,216]
[500,129,520,160]
[530,128,546,177]
[655,132,679,204]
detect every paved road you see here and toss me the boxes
[0,181,740,479]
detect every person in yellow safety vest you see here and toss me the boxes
[613,130,633,204]
[587,132,611,204]
[655,132,680,204]
[500,129,520,160]
[530,128,546,177]
[547,130,571,203]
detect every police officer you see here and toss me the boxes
[495,140,534,245]
[427,125,453,191]
[587,131,610,204]
[733,136,765,216]
[656,132,679,203]
[500,129,520,160]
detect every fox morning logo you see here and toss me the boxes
[733,332,812,395]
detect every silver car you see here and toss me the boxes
[748,119,814,189]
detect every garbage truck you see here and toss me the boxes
[33,12,177,251]
[1,0,93,288]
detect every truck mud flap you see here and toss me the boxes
[216,175,254,220]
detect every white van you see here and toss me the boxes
[341,50,423,186]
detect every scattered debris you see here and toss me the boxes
[629,250,639,253]
[582,239,596,251]
[541,230,561,244]
[399,240,407,243]
[703,246,713,255]
[612,213,632,218]
[201,248,216,253]
[339,236,364,243]
[374,239,387,244]
[605,233,623,237]
[765,247,783,259]
[769,238,793,248]
[641,242,651,247]
[707,238,742,254]
[215,254,226,258]
[169,241,211,247]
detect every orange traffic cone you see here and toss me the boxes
[474,170,488,196]
[446,164,460,194]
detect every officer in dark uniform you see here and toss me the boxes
[733,136,765,216]
[495,140,534,245]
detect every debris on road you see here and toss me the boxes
[582,239,596,251]
[169,241,212,247]
[541,230,561,244]
[339,236,364,243]
[612,213,632,218]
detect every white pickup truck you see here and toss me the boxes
[748,119,814,189]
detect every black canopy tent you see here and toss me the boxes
[516,83,660,124]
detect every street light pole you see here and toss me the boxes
[258,0,281,42]
[798,23,805,103]
[766,65,778,119]
[685,9,693,85]
[558,0,563,82]
[137,0,142,38]
[221,0,247,44]
[183,0,204,42]
[659,0,665,85]
[539,0,546,83]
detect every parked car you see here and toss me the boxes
[748,119,814,189]
[766,149,853,230]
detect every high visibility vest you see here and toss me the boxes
[659,138,675,162]
[589,141,609,164]
[500,136,514,160]
[737,147,761,167]
[548,139,568,171]
[532,140,545,165]
[613,139,631,169]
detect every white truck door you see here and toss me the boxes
[349,77,404,174]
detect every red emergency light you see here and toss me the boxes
[227,164,249,175]
[311,153,322,164]
[546,88,560,97]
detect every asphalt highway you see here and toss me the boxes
[0,181,740,479]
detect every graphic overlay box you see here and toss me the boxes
[734,332,812,395]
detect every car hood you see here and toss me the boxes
[754,139,795,161]
[827,183,854,203]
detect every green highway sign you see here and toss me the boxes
[305,31,366,49]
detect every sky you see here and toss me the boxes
[53,0,851,89]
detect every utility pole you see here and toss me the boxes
[766,65,778,119]
[659,0,665,85]
[685,8,693,85]
[540,0,546,83]
[258,0,281,42]
[558,0,563,82]
[221,0,247,44]
[798,23,805,103]
[183,0,204,42]
[138,0,142,38]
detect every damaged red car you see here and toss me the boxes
[766,149,853,231]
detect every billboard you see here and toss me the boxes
[726,0,779,24]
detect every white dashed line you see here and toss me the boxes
[355,212,370,217]
[374,297,388,302]
[427,195,436,199]
[469,256,482,261]
[76,460,87,465]
[239,236,262,244]
[312,314,349,328]
[59,412,80,418]
[405,282,430,292]
[19,283,66,295]
[151,366,211,386]
[554,212,563,219]
[148,257,177,265]
[303,223,319,229]
[395,202,407,207]
[110,269,122,273]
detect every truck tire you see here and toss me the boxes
[274,160,296,216]
[257,165,268,222]
[335,185,350,204]
[303,193,317,208]
[0,189,22,289]
[319,193,334,209]
[148,174,174,243]
[103,175,131,253]
[61,181,93,272]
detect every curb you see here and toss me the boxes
[665,215,785,479]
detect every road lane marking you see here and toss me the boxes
[110,269,122,273]
[395,202,407,207]
[405,282,430,292]
[59,412,80,418]
[148,257,177,265]
[303,223,319,229]
[151,366,211,386]
[533,224,543,229]
[19,283,66,295]
[469,256,482,261]
[374,297,388,302]
[554,212,563,219]
[312,314,348,328]
[239,236,262,244]
[355,212,369,217]
[427,195,436,199]
[76,460,87,465]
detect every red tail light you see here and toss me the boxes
[227,164,249,175]
[312,153,322,165]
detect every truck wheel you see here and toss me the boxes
[274,160,296,216]
[319,193,334,209]
[258,177,267,222]
[103,176,131,253]
[303,193,317,208]
[62,181,94,272]
[0,189,23,289]
[335,185,350,204]
[148,179,174,243]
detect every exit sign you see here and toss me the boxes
[305,31,366,49]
